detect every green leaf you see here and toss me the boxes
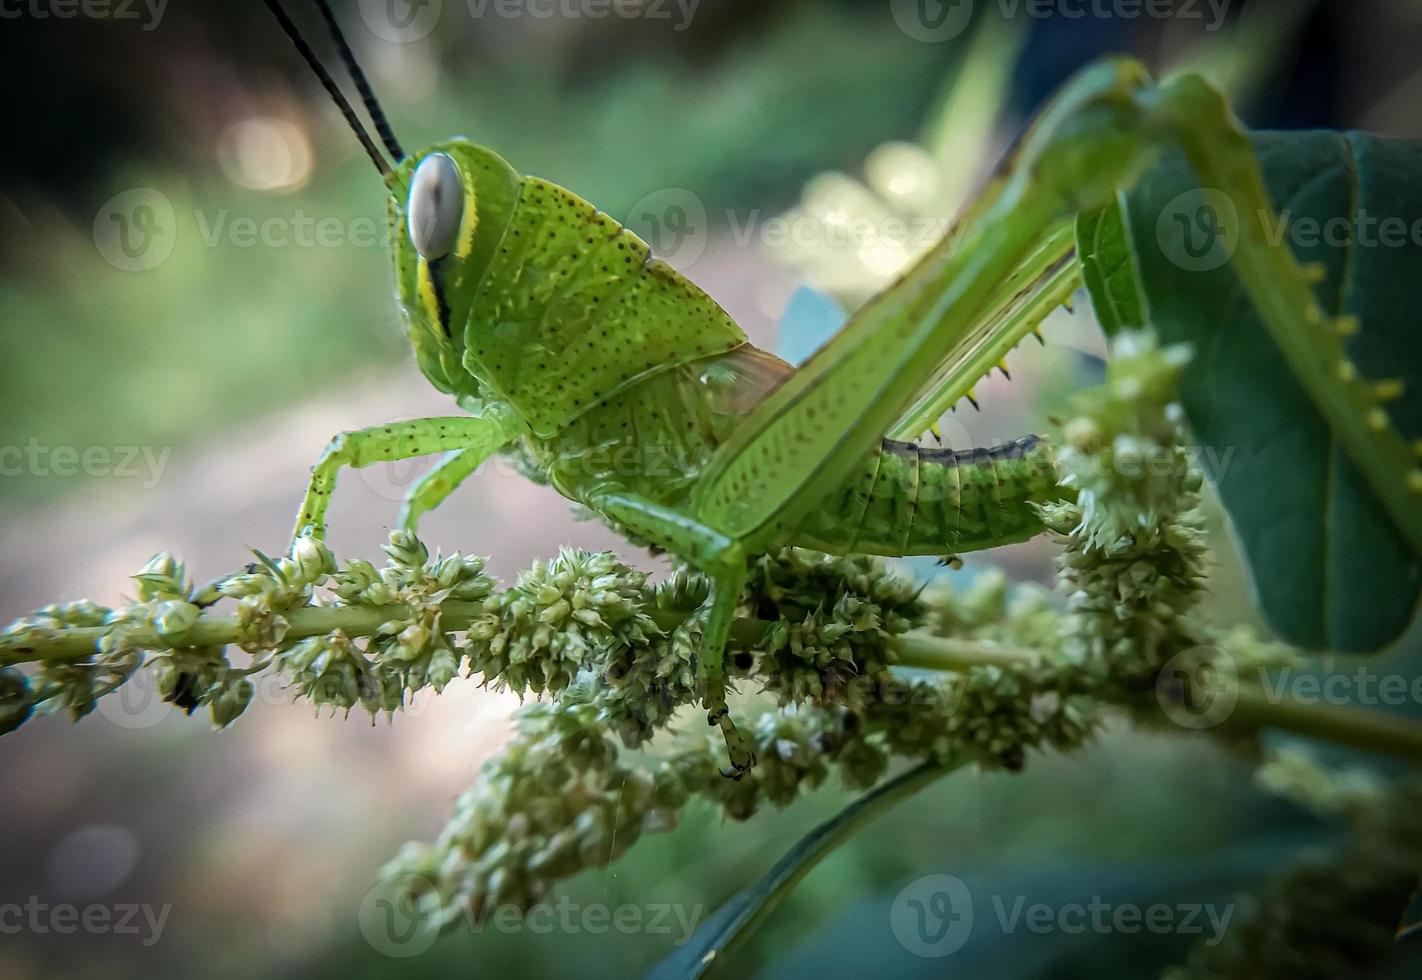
[645,763,954,980]
[1075,200,1146,335]
[1108,131,1422,653]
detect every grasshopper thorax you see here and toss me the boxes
[387,142,746,439]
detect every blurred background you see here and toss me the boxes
[3,0,1422,976]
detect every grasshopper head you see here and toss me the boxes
[261,2,521,407]
[386,141,523,401]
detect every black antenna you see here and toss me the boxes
[262,0,392,177]
[311,0,406,162]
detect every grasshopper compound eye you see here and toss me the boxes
[408,152,463,260]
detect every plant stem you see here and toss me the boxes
[0,601,491,664]
[891,631,1042,671]
[1230,686,1422,761]
[899,630,1422,763]
[8,604,1422,765]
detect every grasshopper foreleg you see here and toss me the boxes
[397,447,487,532]
[295,414,514,541]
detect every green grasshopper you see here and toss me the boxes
[264,0,1346,775]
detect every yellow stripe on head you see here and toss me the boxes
[417,258,442,332]
[455,165,479,259]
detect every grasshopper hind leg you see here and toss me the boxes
[700,566,757,779]
[714,711,757,780]
[585,489,758,777]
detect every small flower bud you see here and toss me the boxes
[152,600,201,642]
[134,554,187,602]
[210,677,255,729]
[291,535,335,582]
